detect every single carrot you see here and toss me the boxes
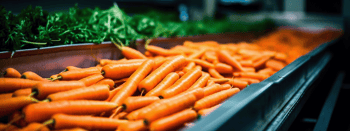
[187,73,210,90]
[188,49,206,59]
[101,62,143,80]
[176,71,185,77]
[22,100,118,123]
[79,74,104,87]
[64,66,82,72]
[214,63,234,74]
[146,45,184,56]
[257,68,276,76]
[32,81,86,100]
[0,78,39,93]
[152,56,168,69]
[16,122,50,131]
[119,46,147,59]
[182,62,196,73]
[194,88,240,111]
[144,51,154,57]
[176,87,205,100]
[138,55,187,93]
[0,92,13,99]
[159,66,202,99]
[105,83,124,102]
[239,60,253,67]
[56,68,101,81]
[211,78,230,84]
[198,104,222,116]
[95,78,115,89]
[110,59,154,106]
[225,79,249,89]
[149,109,197,131]
[233,72,269,81]
[203,51,218,63]
[0,96,38,118]
[12,88,32,97]
[47,114,128,130]
[188,58,214,69]
[208,68,224,78]
[145,72,179,97]
[203,84,225,97]
[125,100,166,121]
[3,68,21,78]
[121,96,160,112]
[99,59,146,66]
[46,84,110,101]
[217,50,244,71]
[266,59,286,71]
[117,120,147,131]
[143,94,197,123]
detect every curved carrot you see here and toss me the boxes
[138,55,187,93]
[146,45,184,56]
[21,71,49,82]
[274,52,287,61]
[79,74,104,87]
[208,68,224,78]
[46,84,110,101]
[198,104,222,116]
[22,100,118,123]
[0,96,38,118]
[105,83,124,102]
[214,63,234,74]
[188,58,214,69]
[117,120,147,131]
[0,78,39,93]
[266,59,286,71]
[48,114,128,130]
[143,94,197,123]
[122,96,160,112]
[96,78,115,89]
[110,59,154,106]
[0,92,13,99]
[16,122,49,131]
[3,68,21,78]
[121,46,147,59]
[101,62,143,79]
[149,109,197,131]
[217,50,244,71]
[194,88,240,111]
[145,72,179,97]
[32,81,86,100]
[12,88,32,97]
[112,111,128,119]
[56,68,101,81]
[225,79,249,89]
[159,66,202,99]
[187,73,210,90]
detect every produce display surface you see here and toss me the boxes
[0,27,342,131]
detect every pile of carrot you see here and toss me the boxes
[0,28,342,131]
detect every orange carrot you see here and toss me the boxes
[194,88,240,111]
[16,122,49,131]
[188,49,206,59]
[188,58,214,69]
[257,68,276,76]
[149,109,197,131]
[110,59,154,106]
[217,50,244,71]
[22,100,118,123]
[159,66,202,99]
[198,104,222,116]
[12,88,32,97]
[0,78,39,93]
[64,66,82,72]
[203,84,225,96]
[235,78,260,84]
[266,59,286,71]
[3,68,21,78]
[46,84,110,101]
[208,68,224,78]
[253,55,272,69]
[0,96,38,118]
[79,74,104,87]
[122,96,160,112]
[54,127,88,131]
[120,46,147,59]
[112,111,128,119]
[105,83,124,102]
[117,120,147,131]
[176,71,185,77]
[177,87,205,100]
[0,123,18,131]
[152,56,167,70]
[146,45,184,56]
[225,79,249,89]
[239,60,253,67]
[114,78,128,84]
[56,68,101,80]
[182,62,196,73]
[214,63,234,74]
[187,73,210,90]
[32,81,86,100]
[145,72,179,97]
[99,59,146,66]
[211,78,230,84]
[274,52,287,61]
[0,92,13,99]
[48,114,128,130]
[206,79,215,86]
[96,78,115,89]
[143,94,197,123]
[145,51,154,57]
[242,67,256,72]
[50,74,59,80]
[203,51,218,63]
[234,72,269,81]
[101,62,143,79]
[138,55,187,93]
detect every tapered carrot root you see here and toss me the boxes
[16,122,50,131]
[225,79,249,89]
[22,100,118,123]
[12,88,32,97]
[217,50,244,71]
[122,96,160,112]
[0,96,39,118]
[149,109,197,131]
[46,84,110,101]
[101,62,143,79]
[99,59,146,66]
[0,78,39,93]
[187,73,210,91]
[194,88,240,111]
[120,46,147,59]
[203,84,224,97]
[117,120,148,131]
[188,58,214,69]
[208,68,224,78]
[32,81,86,100]
[146,45,184,56]
[21,71,49,81]
[48,114,128,130]
[56,68,101,80]
[3,68,21,78]
[214,63,234,74]
[96,78,115,89]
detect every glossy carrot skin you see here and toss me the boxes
[0,78,39,93]
[12,88,32,97]
[214,63,234,74]
[21,71,49,81]
[58,68,101,80]
[51,114,128,130]
[47,84,110,101]
[187,73,210,90]
[3,68,21,78]
[117,120,148,131]
[0,96,38,118]
[208,68,224,78]
[194,88,240,111]
[101,62,143,79]
[96,78,115,89]
[79,74,104,87]
[149,109,197,131]
[22,100,118,123]
[105,83,124,102]
[145,72,179,97]
[138,55,187,93]
[217,50,244,71]
[203,84,223,97]
[32,81,86,100]
[121,46,147,59]
[122,96,160,112]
